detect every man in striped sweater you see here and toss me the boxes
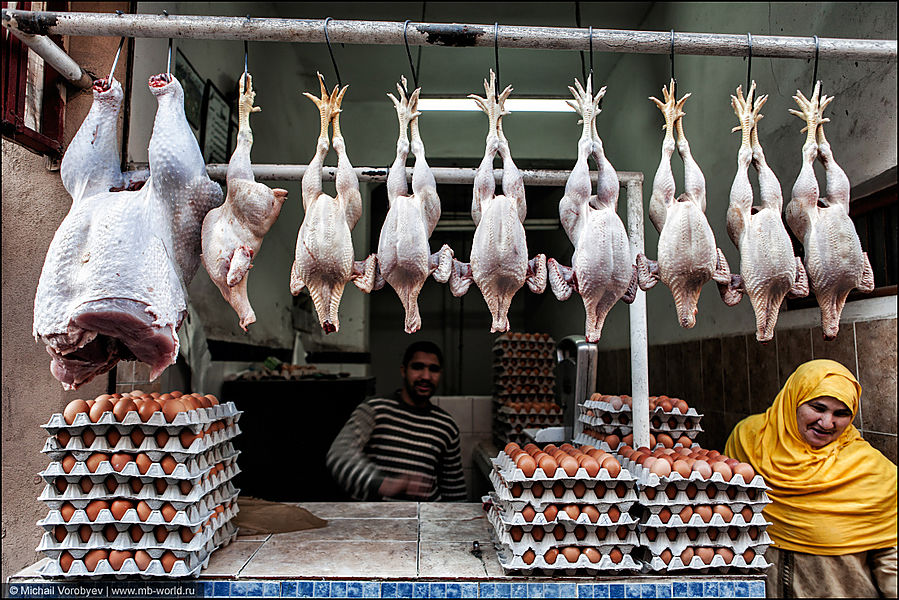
[326,341,467,501]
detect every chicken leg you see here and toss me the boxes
[786,82,874,340]
[202,73,288,331]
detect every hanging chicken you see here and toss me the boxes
[726,81,809,343]
[786,81,874,340]
[290,73,371,334]
[33,73,223,389]
[448,70,547,332]
[202,72,288,331]
[352,77,454,333]
[547,76,637,342]
[636,80,738,328]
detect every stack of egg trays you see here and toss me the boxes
[621,457,772,573]
[36,403,243,578]
[495,405,564,430]
[486,451,641,574]
[578,397,704,441]
[492,333,557,443]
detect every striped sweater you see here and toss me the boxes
[326,392,467,501]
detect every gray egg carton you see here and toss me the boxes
[488,493,638,529]
[638,489,770,514]
[493,452,636,485]
[489,469,637,509]
[639,510,769,529]
[39,462,240,510]
[494,541,643,574]
[42,402,241,435]
[37,500,239,557]
[640,527,772,556]
[622,457,769,490]
[42,422,241,462]
[641,550,771,573]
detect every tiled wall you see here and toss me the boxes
[431,396,494,501]
[595,318,897,463]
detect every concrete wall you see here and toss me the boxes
[1,3,130,581]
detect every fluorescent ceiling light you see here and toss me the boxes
[418,98,575,112]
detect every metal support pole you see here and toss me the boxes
[626,179,650,451]
[4,27,92,88]
[3,9,895,62]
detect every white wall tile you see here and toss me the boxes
[471,396,493,433]
[438,396,473,433]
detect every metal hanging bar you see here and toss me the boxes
[3,27,93,88]
[2,9,895,62]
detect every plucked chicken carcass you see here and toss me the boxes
[353,77,453,333]
[547,76,637,342]
[786,81,874,340]
[33,74,223,389]
[727,81,809,343]
[290,73,369,334]
[202,73,288,331]
[448,70,547,332]
[636,80,737,328]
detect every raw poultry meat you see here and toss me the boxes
[202,73,288,331]
[290,73,370,334]
[547,76,637,342]
[727,81,809,343]
[636,80,737,328]
[786,81,874,340]
[33,74,223,389]
[448,70,547,333]
[353,77,454,333]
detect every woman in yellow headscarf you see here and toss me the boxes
[726,359,897,598]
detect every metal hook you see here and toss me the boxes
[244,41,249,79]
[166,38,172,75]
[403,20,419,90]
[670,29,677,97]
[162,9,168,17]
[746,32,752,94]
[812,34,820,94]
[108,36,126,82]
[323,17,342,89]
[494,22,500,101]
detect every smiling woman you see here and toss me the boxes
[725,360,898,598]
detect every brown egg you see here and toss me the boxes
[583,547,601,563]
[711,462,732,482]
[537,454,558,476]
[562,546,581,564]
[748,525,760,540]
[608,548,624,564]
[85,452,105,473]
[579,456,600,478]
[160,551,179,573]
[543,548,559,564]
[747,488,758,501]
[665,528,678,542]
[531,526,545,542]
[642,456,657,470]
[161,503,177,522]
[674,399,689,413]
[742,548,756,563]
[102,523,118,542]
[571,481,587,499]
[52,524,68,543]
[509,526,524,542]
[696,547,714,565]
[56,430,72,447]
[644,487,657,500]
[129,524,144,542]
[680,547,695,565]
[134,453,152,475]
[676,435,693,447]
[741,506,755,523]
[682,527,697,541]
[659,548,673,565]
[510,483,523,498]
[52,475,67,493]
[727,526,740,540]
[706,485,718,500]
[154,431,170,448]
[521,549,536,565]
[64,399,90,425]
[89,398,114,423]
[707,528,719,541]
[683,483,698,499]
[96,475,113,493]
[136,501,153,521]
[695,505,713,523]
[559,456,579,477]
[581,505,600,523]
[78,524,93,543]
[129,428,145,446]
[108,550,132,571]
[552,524,566,541]
[160,455,177,475]
[521,505,536,522]
[179,480,193,495]
[656,433,674,449]
[154,478,168,494]
[83,548,108,572]
[717,547,735,564]
[138,399,161,422]
[552,482,566,498]
[692,460,712,479]
[713,505,734,522]
[516,454,537,477]
[574,525,589,541]
[109,453,131,472]
[134,550,152,571]
[733,462,756,483]
[180,395,200,411]
[110,499,133,520]
[658,507,672,523]
[85,500,109,521]
[673,460,691,478]
[59,551,74,573]
[154,525,169,543]
[724,458,740,468]
[601,456,622,477]
[679,506,694,523]
[605,434,622,450]
[179,527,195,543]
[649,458,672,477]
[594,484,607,500]
[113,398,137,421]
[79,478,94,493]
[563,504,580,520]
[205,394,219,406]
[726,487,738,500]
[161,399,185,424]
[607,506,622,522]
[530,482,545,498]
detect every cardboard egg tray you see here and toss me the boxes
[495,372,555,384]
[37,497,239,557]
[489,467,637,509]
[493,540,643,574]
[39,460,240,509]
[495,393,556,404]
[496,412,564,428]
[42,402,241,435]
[40,443,239,484]
[37,521,238,579]
[622,458,768,491]
[496,383,555,396]
[38,485,238,529]
[578,409,703,440]
[638,485,769,510]
[639,546,771,573]
[639,525,772,556]
[42,422,241,463]
[494,365,555,378]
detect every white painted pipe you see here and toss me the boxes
[626,179,650,451]
[4,27,92,88]
[2,9,895,62]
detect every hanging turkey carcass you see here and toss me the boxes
[636,80,739,328]
[785,81,874,340]
[726,81,808,343]
[33,74,223,389]
[353,77,454,333]
[202,72,288,331]
[448,70,547,333]
[290,73,372,334]
[547,76,637,342]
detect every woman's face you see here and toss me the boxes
[796,396,853,448]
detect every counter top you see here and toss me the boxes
[10,502,766,598]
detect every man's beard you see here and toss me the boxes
[406,379,435,403]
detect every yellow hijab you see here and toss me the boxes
[725,359,897,555]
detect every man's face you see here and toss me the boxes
[402,351,442,403]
